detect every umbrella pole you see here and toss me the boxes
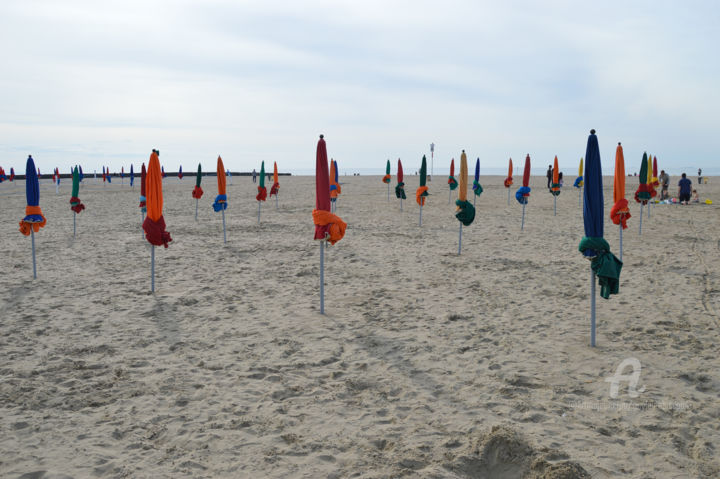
[554,195,557,216]
[590,266,596,347]
[579,187,582,208]
[387,183,390,202]
[458,223,462,255]
[73,211,76,238]
[473,193,476,208]
[619,223,623,262]
[56,183,59,195]
[507,188,511,205]
[151,245,155,292]
[419,205,423,227]
[521,203,526,231]
[195,198,198,221]
[639,204,644,235]
[400,198,403,211]
[276,193,279,210]
[320,239,325,314]
[257,201,261,223]
[648,201,651,218]
[222,209,227,243]
[448,188,451,204]
[31,228,37,279]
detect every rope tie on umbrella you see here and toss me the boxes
[472,181,483,196]
[395,182,406,199]
[550,183,561,196]
[213,194,228,212]
[192,186,203,199]
[270,183,279,196]
[143,215,172,248]
[19,206,47,236]
[504,177,513,187]
[70,197,85,214]
[256,186,267,202]
[455,199,475,226]
[416,186,429,206]
[515,186,531,204]
[578,237,622,299]
[574,176,583,188]
[448,176,458,190]
[610,199,631,229]
[382,174,391,184]
[139,195,146,211]
[312,210,347,245]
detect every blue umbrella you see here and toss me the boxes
[19,155,46,279]
[578,129,622,347]
[130,164,134,187]
[472,157,483,206]
[79,165,84,182]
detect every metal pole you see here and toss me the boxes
[400,198,403,211]
[257,201,261,223]
[222,209,227,243]
[521,203,526,231]
[554,195,557,216]
[320,240,325,314]
[508,188,511,205]
[195,198,198,221]
[448,188,451,204]
[419,205,423,227]
[619,223,623,262]
[151,245,155,292]
[579,187,582,208]
[31,228,37,279]
[648,201,651,218]
[387,183,390,202]
[639,204,643,235]
[458,223,462,255]
[276,193,279,210]
[73,212,76,238]
[590,266,596,347]
[473,193,476,208]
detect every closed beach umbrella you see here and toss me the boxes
[578,130,622,347]
[395,158,406,205]
[472,158,483,200]
[610,143,630,260]
[121,166,124,184]
[504,158,513,204]
[192,163,203,220]
[130,164,134,188]
[551,156,560,216]
[270,162,280,197]
[574,157,584,208]
[516,155,531,230]
[10,167,15,181]
[102,166,106,183]
[19,155,47,279]
[78,166,83,182]
[70,166,85,237]
[106,166,111,183]
[143,151,172,292]
[161,165,166,178]
[383,159,391,201]
[256,160,267,223]
[213,156,228,242]
[416,155,429,226]
[333,160,340,196]
[652,156,659,187]
[311,135,347,314]
[634,152,651,233]
[447,158,458,203]
[178,165,183,180]
[455,150,475,254]
[329,159,339,211]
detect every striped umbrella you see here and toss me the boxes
[19,155,47,279]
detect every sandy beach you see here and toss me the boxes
[1,173,718,478]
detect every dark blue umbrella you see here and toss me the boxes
[578,129,622,346]
[20,155,46,279]
[79,165,84,182]
[130,164,135,187]
[472,158,483,205]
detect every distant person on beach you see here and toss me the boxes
[546,165,552,189]
[678,173,692,205]
[558,171,563,187]
[252,169,257,183]
[698,168,702,184]
[659,170,670,200]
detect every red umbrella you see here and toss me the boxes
[517,154,531,230]
[395,158,406,208]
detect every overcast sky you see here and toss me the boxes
[1,0,718,175]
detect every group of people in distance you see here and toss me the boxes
[658,169,700,205]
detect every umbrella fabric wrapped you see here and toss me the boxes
[78,166,83,182]
[455,151,475,226]
[472,158,483,196]
[329,160,340,202]
[256,161,267,201]
[106,167,111,183]
[192,163,203,198]
[312,135,346,245]
[178,165,183,180]
[139,163,147,211]
[578,130,622,300]
[333,160,341,195]
[0,167,6,182]
[213,156,228,211]
[70,166,85,213]
[647,155,657,198]
[504,158,513,187]
[102,166,106,183]
[574,158,584,188]
[19,156,47,236]
[550,156,561,196]
[395,159,406,199]
[130,164,134,187]
[416,155,429,205]
[382,159,391,183]
[447,159,458,190]
[10,167,15,181]
[270,162,279,196]
[516,155,531,204]
[143,151,172,248]
[634,152,652,204]
[651,156,659,187]
[161,166,166,178]
[610,143,631,229]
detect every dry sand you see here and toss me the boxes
[1,172,719,478]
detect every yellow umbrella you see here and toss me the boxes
[454,150,475,254]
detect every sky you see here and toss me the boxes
[1,0,719,175]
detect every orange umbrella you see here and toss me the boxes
[329,158,339,209]
[142,150,172,291]
[212,156,228,242]
[504,158,513,204]
[454,150,475,254]
[551,156,560,215]
[610,142,630,260]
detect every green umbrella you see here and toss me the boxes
[70,166,85,237]
[192,163,203,220]
[256,161,267,223]
[634,152,651,235]
[417,155,429,226]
